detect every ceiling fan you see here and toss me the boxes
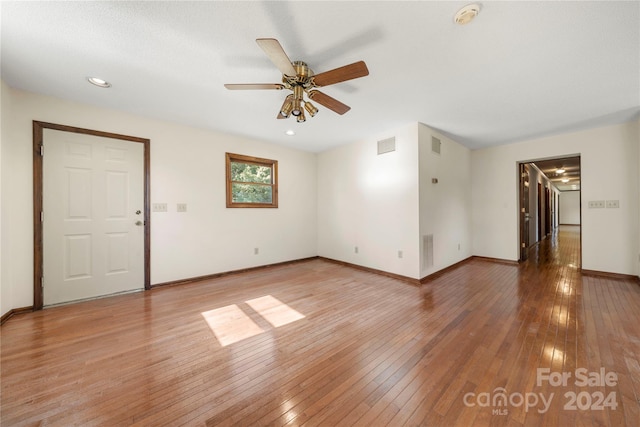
[224,38,369,122]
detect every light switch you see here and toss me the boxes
[606,200,619,209]
[588,201,605,209]
[152,203,167,212]
[177,203,187,212]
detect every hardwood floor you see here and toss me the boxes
[2,226,639,426]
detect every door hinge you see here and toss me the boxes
[41,277,44,288]
[40,145,44,156]
[41,211,44,222]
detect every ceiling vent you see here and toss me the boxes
[377,137,396,155]
[431,136,441,155]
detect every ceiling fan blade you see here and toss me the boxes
[224,83,284,90]
[256,38,297,77]
[312,61,369,87]
[308,90,351,115]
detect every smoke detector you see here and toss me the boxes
[454,4,481,25]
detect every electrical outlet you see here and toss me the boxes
[588,200,605,209]
[254,247,259,255]
[398,250,403,259]
[152,203,167,212]
[605,200,619,209]
[354,246,359,254]
[177,203,187,212]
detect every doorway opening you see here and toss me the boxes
[518,155,581,266]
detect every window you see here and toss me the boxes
[226,153,278,208]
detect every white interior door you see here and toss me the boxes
[43,129,145,305]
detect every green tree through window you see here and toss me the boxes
[226,153,278,208]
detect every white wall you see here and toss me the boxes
[559,191,581,225]
[472,120,639,275]
[3,82,638,316]
[638,119,640,279]
[317,123,420,278]
[1,85,318,314]
[418,124,471,278]
[1,80,9,315]
[317,122,472,280]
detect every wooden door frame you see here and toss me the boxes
[537,182,543,241]
[33,121,151,310]
[545,187,551,236]
[518,162,530,262]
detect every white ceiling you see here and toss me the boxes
[2,1,639,153]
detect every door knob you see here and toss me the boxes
[135,220,143,226]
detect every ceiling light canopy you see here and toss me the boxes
[454,3,481,25]
[87,76,111,88]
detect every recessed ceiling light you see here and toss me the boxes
[87,77,111,88]
[285,130,295,136]
[454,3,481,25]
[556,168,565,174]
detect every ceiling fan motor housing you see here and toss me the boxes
[283,61,314,89]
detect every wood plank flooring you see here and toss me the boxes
[2,226,640,426]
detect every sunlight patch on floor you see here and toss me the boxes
[202,295,305,347]
[245,295,305,328]
[201,304,264,347]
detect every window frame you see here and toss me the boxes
[225,152,278,208]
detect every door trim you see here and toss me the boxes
[518,162,530,262]
[33,121,151,310]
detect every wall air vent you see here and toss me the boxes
[423,234,434,269]
[431,136,441,155]
[377,137,396,155]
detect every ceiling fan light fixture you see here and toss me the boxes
[296,110,306,123]
[454,4,481,25]
[562,178,570,183]
[556,168,566,174]
[291,99,303,116]
[279,95,294,118]
[304,100,319,117]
